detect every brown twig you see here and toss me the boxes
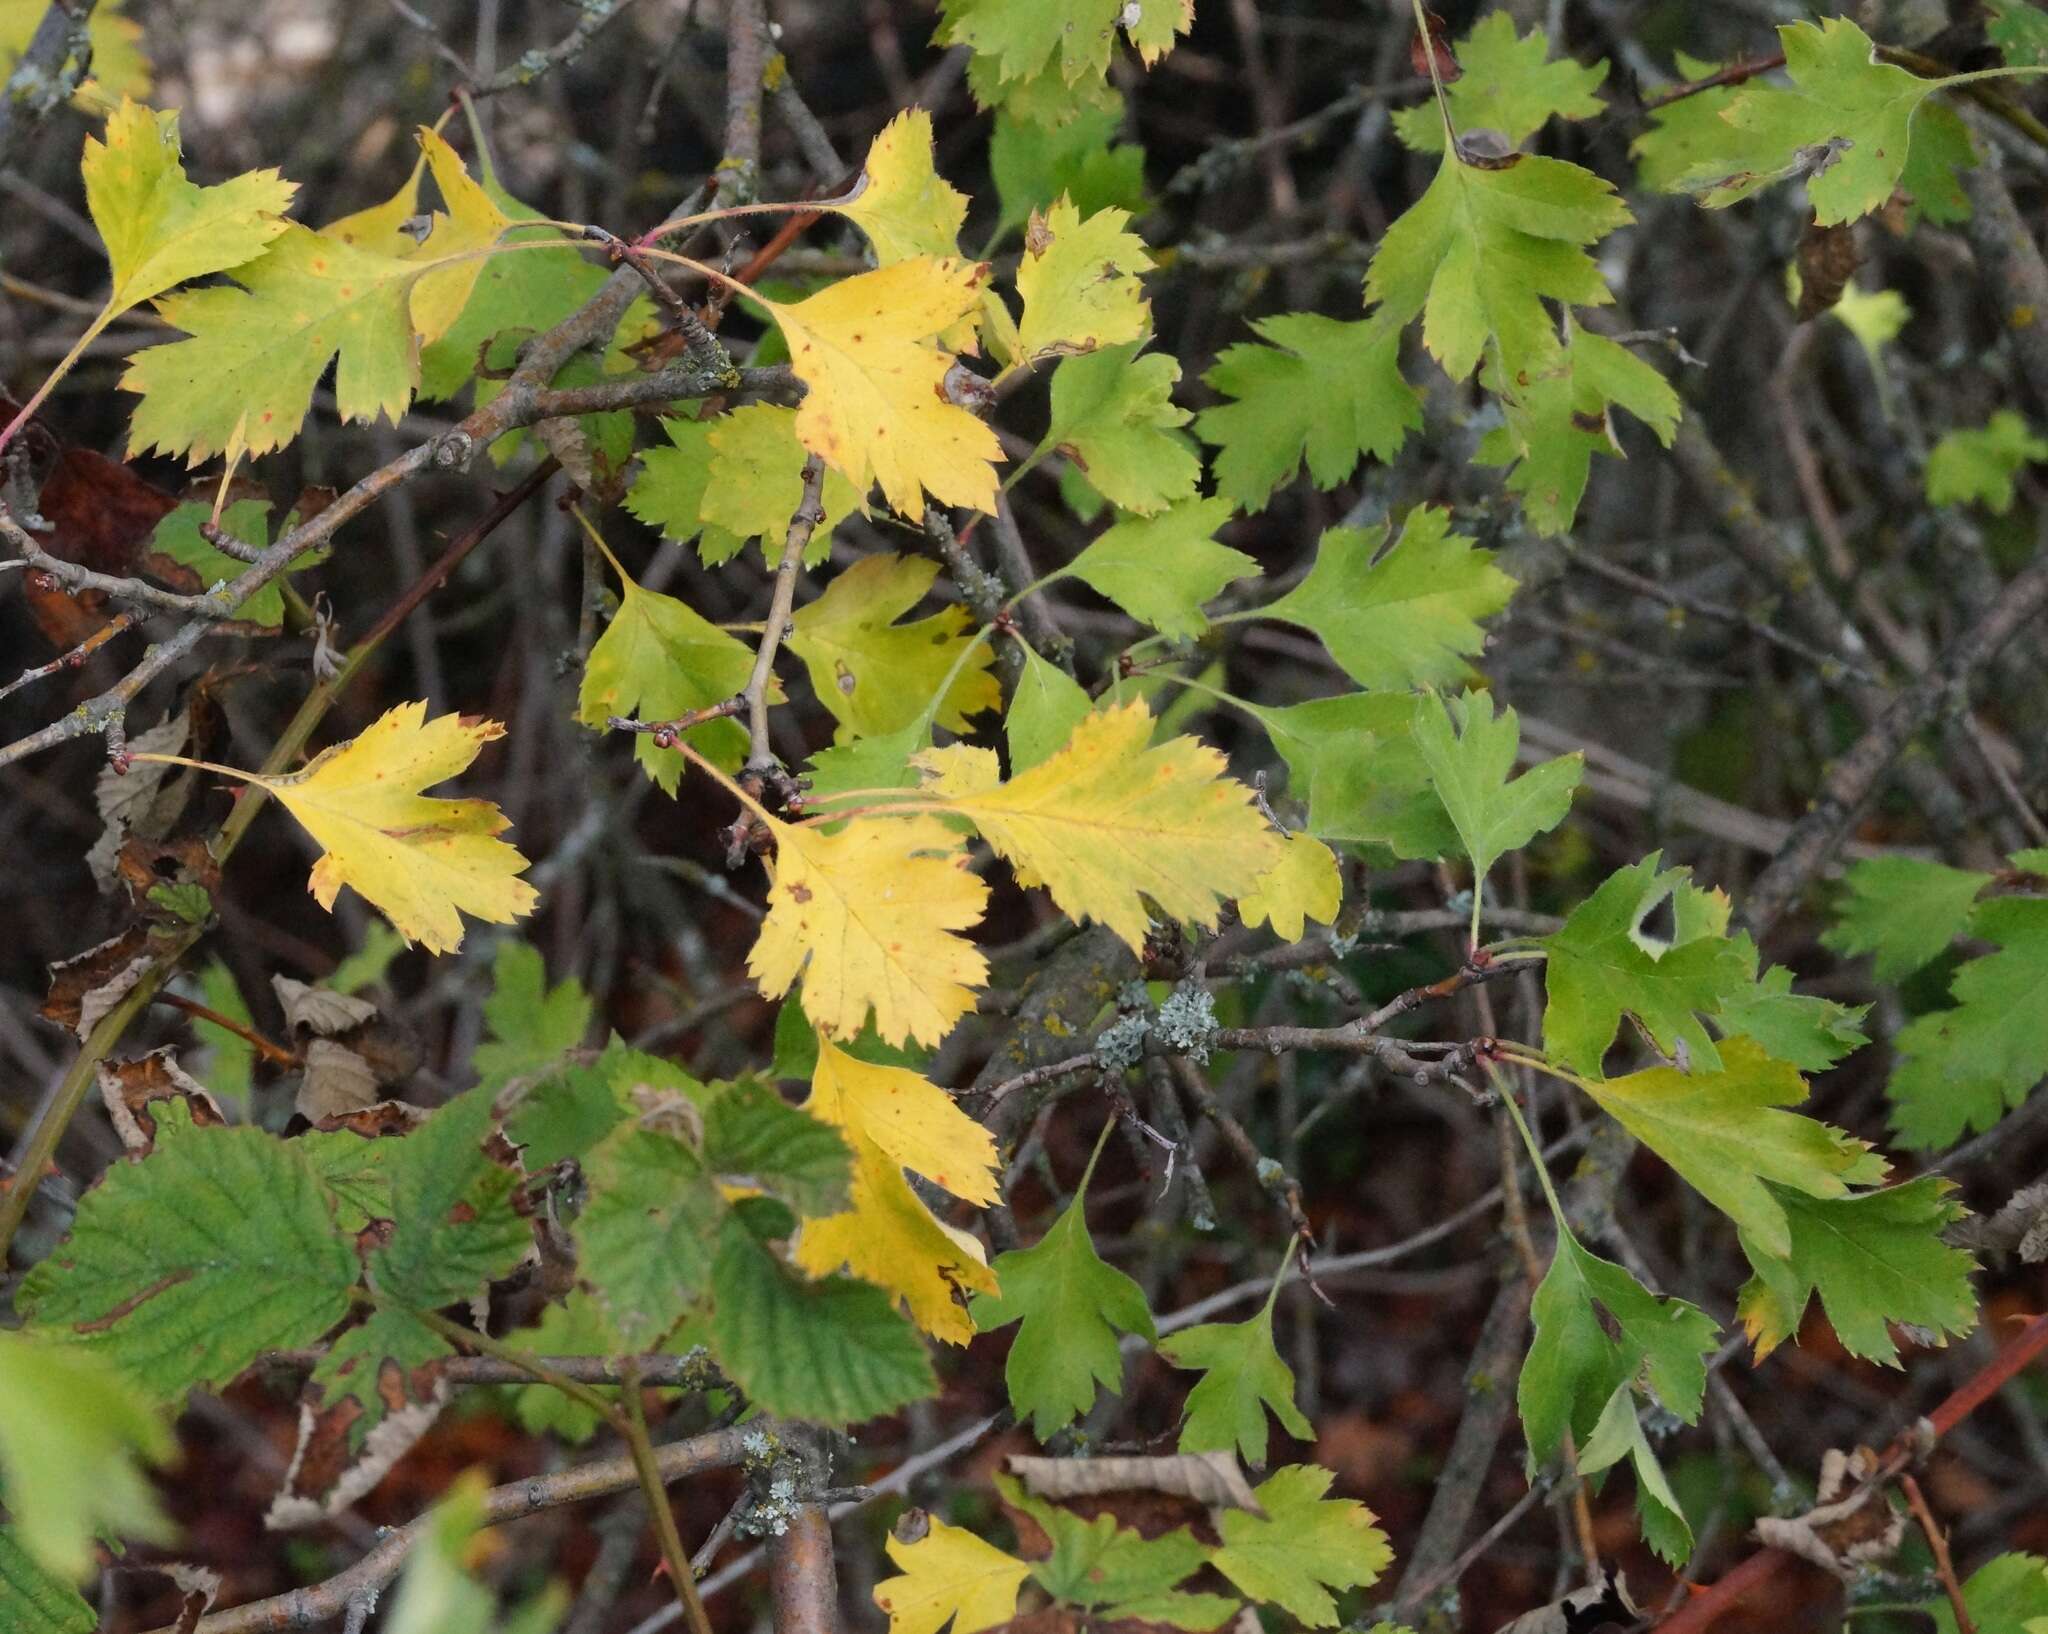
[1901,1473,1975,1634]
[153,994,297,1069]
[1655,1310,2048,1632]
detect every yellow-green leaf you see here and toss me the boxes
[836,109,969,263]
[1014,196,1150,364]
[83,97,293,321]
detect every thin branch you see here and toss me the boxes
[0,0,99,168]
[1743,543,2048,937]
[744,454,828,775]
[470,0,645,96]
[1901,1474,1976,1634]
[144,1424,762,1634]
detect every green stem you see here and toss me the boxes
[0,307,112,460]
[622,1359,718,1634]
[1492,1064,1568,1232]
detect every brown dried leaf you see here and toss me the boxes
[1002,1451,1263,1516]
[1753,1447,1903,1577]
[1410,9,1461,83]
[1491,1570,1639,1633]
[96,1048,227,1156]
[266,1344,451,1530]
[1795,220,1859,320]
[311,1100,429,1138]
[18,442,178,649]
[296,1038,382,1122]
[272,974,379,1037]
[43,925,156,1040]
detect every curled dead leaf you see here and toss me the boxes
[1003,1451,1264,1516]
[96,1048,227,1156]
[43,924,157,1040]
[1753,1446,1904,1578]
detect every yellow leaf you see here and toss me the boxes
[835,109,968,264]
[796,1038,999,1342]
[807,1038,999,1205]
[938,702,1285,953]
[1014,197,1150,365]
[1238,832,1343,942]
[912,744,1003,800]
[763,258,1002,521]
[146,702,537,955]
[788,554,1002,743]
[83,97,294,321]
[123,128,510,463]
[747,814,989,1048]
[874,1517,1030,1634]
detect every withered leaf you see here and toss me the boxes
[43,924,157,1040]
[97,1048,227,1156]
[1003,1451,1264,1516]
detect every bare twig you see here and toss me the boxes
[744,454,828,775]
[0,0,99,169]
[1901,1473,1976,1634]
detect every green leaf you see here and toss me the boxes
[1926,1553,2048,1634]
[0,1333,174,1580]
[1737,1177,1976,1364]
[1821,856,1991,983]
[1391,13,1608,154]
[1990,2,2048,67]
[1581,1038,1882,1261]
[703,1077,852,1218]
[1414,690,1581,888]
[1475,326,1680,534]
[709,1215,936,1423]
[788,554,1001,742]
[1632,54,1787,194]
[147,500,327,628]
[1520,1232,1716,1471]
[1679,19,1984,225]
[192,959,254,1103]
[301,1122,405,1233]
[990,103,1147,238]
[625,411,749,565]
[505,1291,621,1445]
[577,528,756,787]
[1210,1465,1392,1627]
[576,1125,723,1349]
[1577,1384,1692,1563]
[1158,1283,1311,1467]
[368,1085,532,1309]
[18,1102,357,1398]
[1541,854,1752,1076]
[971,1170,1155,1438]
[505,1062,626,1170]
[1037,344,1199,517]
[1244,693,1455,858]
[1195,314,1419,512]
[696,404,863,564]
[938,0,1185,105]
[1888,896,2048,1148]
[1059,497,1254,639]
[0,1530,94,1634]
[1711,938,1868,1073]
[418,163,608,401]
[1006,644,1093,775]
[1926,410,2048,513]
[998,1475,1229,1624]
[1897,100,1977,226]
[474,940,591,1084]
[1365,143,1627,390]
[1257,508,1516,691]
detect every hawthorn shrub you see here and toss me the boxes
[2,3,2048,1633]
